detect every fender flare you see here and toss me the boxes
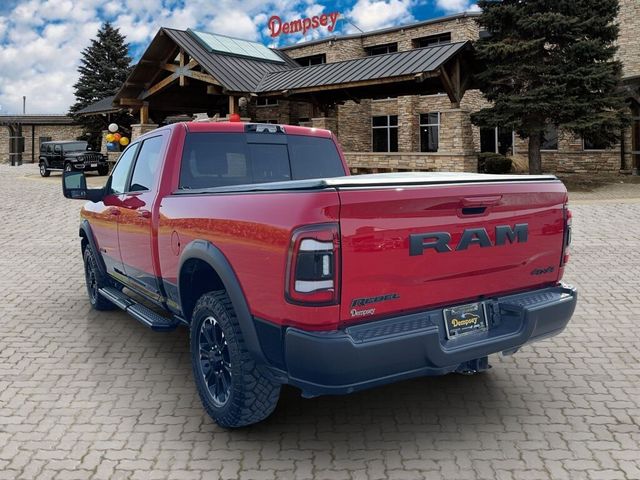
[39,157,49,167]
[178,240,266,364]
[79,220,107,279]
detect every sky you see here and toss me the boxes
[0,0,479,115]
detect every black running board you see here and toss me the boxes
[98,287,180,332]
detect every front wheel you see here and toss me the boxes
[83,248,116,310]
[190,291,281,428]
[39,162,50,177]
[97,165,109,176]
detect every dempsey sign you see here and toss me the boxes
[268,12,341,38]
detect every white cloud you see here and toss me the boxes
[436,0,479,14]
[345,0,414,33]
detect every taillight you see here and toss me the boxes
[286,223,340,306]
[561,205,572,266]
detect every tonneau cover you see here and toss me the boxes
[174,172,559,195]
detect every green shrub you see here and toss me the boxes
[478,152,513,174]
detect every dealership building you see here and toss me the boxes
[7,1,638,174]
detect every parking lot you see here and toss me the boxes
[0,163,639,480]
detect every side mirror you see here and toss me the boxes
[62,171,89,199]
[63,171,105,202]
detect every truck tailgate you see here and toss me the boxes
[338,178,567,324]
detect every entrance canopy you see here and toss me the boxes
[111,27,476,123]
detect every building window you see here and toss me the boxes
[256,98,278,107]
[295,54,326,66]
[366,43,398,56]
[541,124,558,150]
[372,115,398,152]
[583,135,608,150]
[414,32,451,48]
[419,113,440,152]
[481,127,514,155]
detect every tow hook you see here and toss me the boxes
[455,357,491,375]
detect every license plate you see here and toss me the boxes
[443,302,488,339]
[91,163,97,167]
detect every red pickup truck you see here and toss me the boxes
[62,121,577,428]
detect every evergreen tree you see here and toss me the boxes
[471,0,629,174]
[70,22,133,149]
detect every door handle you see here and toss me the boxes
[461,195,502,207]
[138,210,151,219]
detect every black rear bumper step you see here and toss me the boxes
[98,287,180,332]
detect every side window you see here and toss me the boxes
[54,145,61,153]
[109,144,139,194]
[129,136,165,192]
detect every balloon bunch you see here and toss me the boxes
[105,123,130,151]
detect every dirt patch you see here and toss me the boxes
[557,173,640,192]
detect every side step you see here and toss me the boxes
[98,287,180,332]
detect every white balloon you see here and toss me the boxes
[108,123,118,133]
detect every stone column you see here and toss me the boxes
[100,130,108,154]
[398,95,417,152]
[131,123,159,140]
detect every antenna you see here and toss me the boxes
[341,16,364,33]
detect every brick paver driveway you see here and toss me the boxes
[1,164,639,480]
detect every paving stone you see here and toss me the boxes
[0,164,639,479]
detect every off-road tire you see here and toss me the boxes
[39,162,50,177]
[98,165,109,176]
[83,247,116,311]
[64,162,74,172]
[190,291,281,428]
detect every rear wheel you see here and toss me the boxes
[39,162,50,177]
[190,291,280,428]
[83,248,116,310]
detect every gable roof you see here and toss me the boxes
[0,115,76,125]
[256,41,469,93]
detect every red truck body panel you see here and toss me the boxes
[337,182,567,324]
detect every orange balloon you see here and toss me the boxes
[113,133,122,141]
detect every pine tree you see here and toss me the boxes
[471,0,629,174]
[70,22,133,148]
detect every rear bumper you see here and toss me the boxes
[281,283,577,396]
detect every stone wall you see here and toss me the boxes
[617,0,640,79]
[0,124,82,164]
[345,152,477,173]
[511,129,623,174]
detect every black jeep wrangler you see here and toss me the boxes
[39,141,109,177]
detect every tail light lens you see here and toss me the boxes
[286,223,340,306]
[561,205,572,266]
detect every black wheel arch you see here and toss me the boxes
[178,240,266,365]
[79,220,107,280]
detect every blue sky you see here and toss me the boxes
[0,0,478,114]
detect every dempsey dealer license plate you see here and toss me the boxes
[443,302,488,339]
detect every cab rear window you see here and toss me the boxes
[179,132,345,190]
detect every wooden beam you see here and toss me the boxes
[140,73,178,100]
[179,49,186,87]
[439,66,459,107]
[228,95,239,115]
[182,69,222,86]
[119,98,143,107]
[140,102,149,124]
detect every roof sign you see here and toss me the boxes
[189,29,285,64]
[268,12,340,38]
